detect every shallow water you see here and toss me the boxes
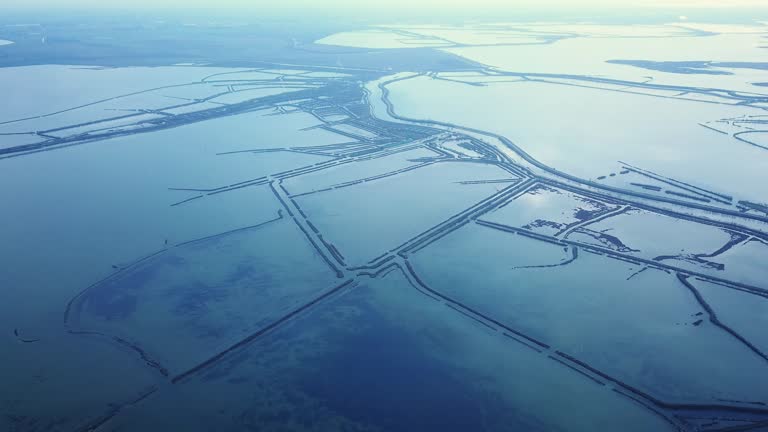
[3,19,768,432]
[104,270,676,432]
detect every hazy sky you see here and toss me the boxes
[2,0,766,9]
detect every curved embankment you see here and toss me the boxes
[374,74,768,230]
[367,75,768,298]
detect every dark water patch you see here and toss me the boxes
[227,376,250,385]
[295,292,507,432]
[223,262,275,287]
[161,262,276,339]
[83,267,158,320]
[574,208,596,220]
[160,253,188,268]
[168,281,229,318]
[524,218,562,231]
[84,291,137,321]
[83,251,200,321]
[149,280,553,431]
[81,250,189,321]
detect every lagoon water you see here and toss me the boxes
[3,14,768,432]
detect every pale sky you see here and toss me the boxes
[1,0,766,9]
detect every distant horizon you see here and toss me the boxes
[1,1,767,26]
[2,0,768,10]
